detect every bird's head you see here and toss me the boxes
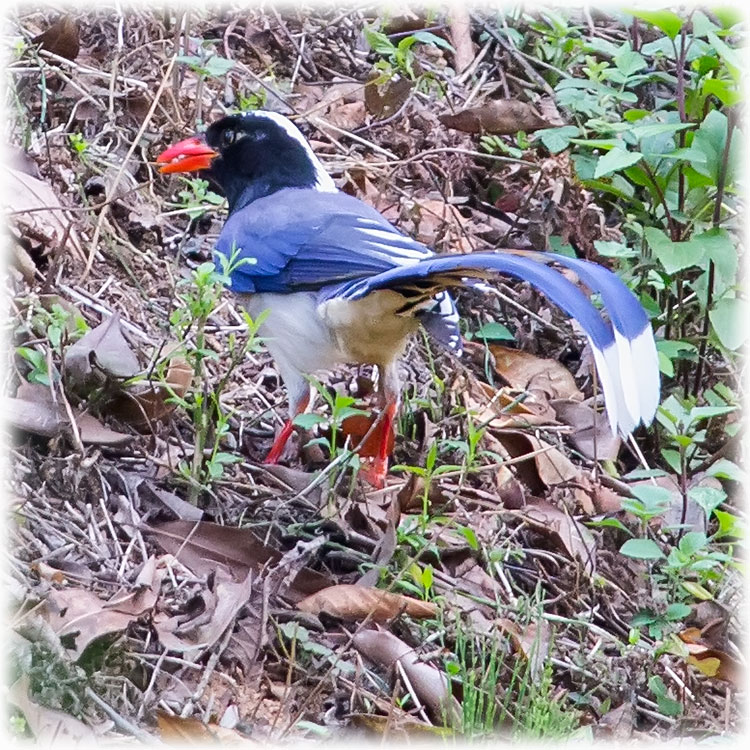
[157,111,335,211]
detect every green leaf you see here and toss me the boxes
[594,147,643,178]
[620,538,665,560]
[203,55,235,78]
[665,602,691,621]
[627,9,683,39]
[293,413,327,429]
[713,509,742,539]
[709,296,748,351]
[614,47,648,77]
[364,27,396,55]
[690,110,736,183]
[474,321,514,342]
[702,78,742,107]
[678,531,708,557]
[585,518,633,535]
[412,30,455,52]
[681,581,713,600]
[535,125,581,154]
[457,526,479,550]
[644,227,705,275]
[648,675,683,716]
[629,122,695,140]
[706,458,744,483]
[593,239,638,258]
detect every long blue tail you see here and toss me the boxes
[327,251,659,436]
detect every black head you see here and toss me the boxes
[158,111,333,212]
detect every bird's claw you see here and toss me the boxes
[358,458,388,490]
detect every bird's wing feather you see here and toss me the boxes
[216,188,432,294]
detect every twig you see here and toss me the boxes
[80,54,177,282]
[85,687,163,743]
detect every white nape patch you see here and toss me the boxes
[614,329,642,430]
[630,324,661,424]
[244,110,337,193]
[591,339,638,437]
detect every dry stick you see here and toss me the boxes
[85,687,163,744]
[79,55,177,283]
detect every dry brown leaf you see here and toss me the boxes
[109,347,192,428]
[490,344,584,402]
[9,675,95,743]
[8,383,132,447]
[353,629,461,725]
[64,312,141,391]
[153,569,253,655]
[297,584,437,622]
[326,100,367,130]
[42,583,155,659]
[412,198,472,251]
[439,100,551,135]
[678,629,742,685]
[515,498,596,575]
[494,430,579,487]
[552,399,621,460]
[364,74,413,118]
[156,711,250,744]
[32,15,80,60]
[598,701,636,740]
[496,617,551,679]
[7,167,85,264]
[144,520,332,603]
[349,712,452,739]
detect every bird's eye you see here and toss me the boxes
[221,129,237,148]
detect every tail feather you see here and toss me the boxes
[331,251,659,436]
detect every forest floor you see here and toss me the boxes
[6,5,743,745]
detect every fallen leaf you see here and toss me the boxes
[144,521,332,603]
[598,701,635,740]
[32,15,80,60]
[365,74,413,118]
[64,313,141,390]
[439,100,551,135]
[153,569,253,655]
[41,583,156,659]
[678,629,742,686]
[490,344,584,402]
[514,498,596,575]
[496,617,551,679]
[552,399,621,460]
[156,712,249,744]
[7,167,85,264]
[353,629,461,726]
[9,675,95,743]
[8,384,132,447]
[109,346,192,429]
[494,430,579,488]
[326,100,367,130]
[297,584,437,622]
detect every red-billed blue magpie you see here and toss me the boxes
[158,111,659,487]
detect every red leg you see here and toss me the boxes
[358,401,397,489]
[264,393,309,464]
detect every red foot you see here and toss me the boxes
[264,419,294,464]
[359,458,388,489]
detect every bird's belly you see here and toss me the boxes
[239,292,342,375]
[319,291,419,366]
[239,290,418,373]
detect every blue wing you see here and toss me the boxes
[216,188,433,294]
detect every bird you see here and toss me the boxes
[157,110,660,488]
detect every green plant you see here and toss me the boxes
[167,248,265,501]
[176,44,235,125]
[293,382,368,462]
[174,176,224,219]
[364,25,454,92]
[67,132,89,162]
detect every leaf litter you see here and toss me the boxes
[6,5,741,745]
